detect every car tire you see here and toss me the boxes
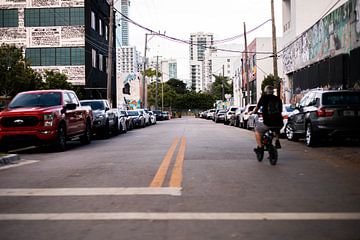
[243,120,248,129]
[285,123,298,141]
[80,120,92,144]
[305,122,317,147]
[103,121,111,139]
[54,123,67,151]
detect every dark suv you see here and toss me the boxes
[285,89,360,146]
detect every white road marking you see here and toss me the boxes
[0,187,182,196]
[0,212,359,221]
[0,160,39,171]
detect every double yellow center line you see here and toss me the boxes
[150,137,186,188]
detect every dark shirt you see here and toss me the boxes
[257,94,283,127]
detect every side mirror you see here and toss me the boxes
[65,103,77,110]
[105,107,110,111]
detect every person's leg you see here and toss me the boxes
[255,131,263,148]
[254,122,267,149]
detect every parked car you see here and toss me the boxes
[80,99,117,138]
[153,110,164,121]
[206,109,216,120]
[113,108,127,134]
[285,89,360,146]
[239,104,257,128]
[224,106,238,125]
[214,109,227,123]
[120,110,133,130]
[231,107,244,126]
[247,108,262,130]
[162,111,170,120]
[128,110,145,128]
[148,111,157,125]
[280,104,296,135]
[138,109,150,125]
[0,90,92,152]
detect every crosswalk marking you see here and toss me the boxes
[0,187,181,196]
[0,212,359,221]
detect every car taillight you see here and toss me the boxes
[316,108,334,117]
[283,115,288,120]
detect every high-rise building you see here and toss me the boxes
[0,0,117,103]
[189,32,213,92]
[203,44,242,92]
[115,0,130,46]
[160,59,177,82]
[117,46,140,74]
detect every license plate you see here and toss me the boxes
[343,110,354,116]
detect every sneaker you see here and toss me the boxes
[275,140,281,149]
[253,147,264,154]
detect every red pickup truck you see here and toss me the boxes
[0,90,93,152]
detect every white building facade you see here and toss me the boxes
[189,32,213,92]
[203,44,243,92]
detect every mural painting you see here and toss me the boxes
[283,0,355,74]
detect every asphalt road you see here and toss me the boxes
[0,117,359,240]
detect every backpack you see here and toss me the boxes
[263,96,283,127]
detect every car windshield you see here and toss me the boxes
[128,111,139,116]
[322,92,360,105]
[9,92,61,108]
[219,110,226,113]
[81,101,105,110]
[230,108,238,111]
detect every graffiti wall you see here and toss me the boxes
[283,0,360,74]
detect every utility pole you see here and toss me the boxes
[161,62,164,111]
[155,55,160,109]
[107,0,114,107]
[142,33,148,109]
[271,0,280,97]
[222,64,225,101]
[243,22,250,105]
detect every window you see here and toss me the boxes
[25,47,84,66]
[63,92,71,104]
[25,48,41,66]
[1,9,18,27]
[56,48,70,65]
[40,8,55,26]
[70,8,84,25]
[105,25,108,40]
[25,9,39,27]
[25,7,83,27]
[92,49,97,68]
[41,48,56,66]
[67,92,79,105]
[99,54,103,71]
[99,19,103,36]
[54,8,68,26]
[71,47,84,65]
[91,11,96,30]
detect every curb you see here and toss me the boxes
[0,154,20,165]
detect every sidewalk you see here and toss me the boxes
[0,154,20,165]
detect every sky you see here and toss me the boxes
[119,0,283,80]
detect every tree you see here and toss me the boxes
[209,74,233,100]
[43,70,73,90]
[261,74,281,93]
[0,44,43,97]
[166,78,187,94]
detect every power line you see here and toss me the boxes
[114,7,274,55]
